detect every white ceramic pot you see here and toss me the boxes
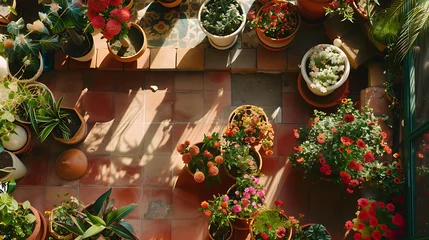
[71,40,96,62]
[15,82,55,124]
[0,56,9,80]
[198,0,246,50]
[300,44,350,96]
[7,52,44,83]
[0,151,27,182]
[2,125,27,151]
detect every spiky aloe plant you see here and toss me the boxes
[29,95,71,142]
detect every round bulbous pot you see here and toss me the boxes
[0,150,27,182]
[198,0,246,50]
[158,0,181,8]
[208,220,233,240]
[249,210,293,240]
[224,148,263,180]
[296,0,331,22]
[7,52,44,83]
[300,44,350,96]
[2,122,32,155]
[107,23,148,63]
[55,149,88,180]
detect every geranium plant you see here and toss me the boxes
[367,155,405,195]
[306,44,346,94]
[251,200,299,240]
[289,98,388,193]
[224,105,274,155]
[199,194,236,239]
[200,0,243,36]
[344,198,405,239]
[223,142,259,177]
[227,175,266,219]
[248,1,299,39]
[176,132,222,184]
[87,0,132,46]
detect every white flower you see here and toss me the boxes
[33,20,44,32]
[26,23,34,31]
[50,3,60,11]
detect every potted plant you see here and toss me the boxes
[87,0,147,62]
[224,105,274,156]
[15,82,55,124]
[176,132,223,184]
[250,200,298,240]
[367,159,405,196]
[249,1,300,50]
[3,18,60,82]
[29,95,87,145]
[294,224,331,240]
[226,175,266,230]
[157,0,181,8]
[289,98,389,193]
[344,198,405,239]
[0,0,16,24]
[40,0,95,62]
[199,194,236,240]
[0,121,32,155]
[300,44,350,96]
[198,0,246,50]
[0,193,47,239]
[296,0,331,22]
[52,188,139,240]
[223,142,262,179]
[0,151,26,182]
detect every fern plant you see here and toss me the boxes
[200,0,243,36]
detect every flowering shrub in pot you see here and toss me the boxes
[176,132,223,184]
[289,98,389,193]
[223,142,262,179]
[249,0,300,50]
[199,194,236,240]
[250,200,298,240]
[300,44,350,96]
[344,198,405,239]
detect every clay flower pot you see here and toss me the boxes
[158,0,181,8]
[208,220,233,240]
[107,23,147,62]
[0,150,27,182]
[296,0,331,22]
[224,148,263,180]
[24,205,47,240]
[55,149,88,180]
[249,210,293,240]
[53,107,87,145]
[2,122,32,155]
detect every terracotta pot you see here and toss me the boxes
[53,107,87,145]
[0,151,27,182]
[224,148,263,180]
[226,184,252,230]
[107,23,147,62]
[5,122,32,155]
[16,82,55,124]
[158,0,181,8]
[299,223,331,238]
[256,0,300,50]
[124,0,134,9]
[351,0,368,20]
[208,220,233,240]
[55,149,88,180]
[296,0,331,21]
[25,206,47,240]
[46,207,74,240]
[249,210,293,240]
[0,0,16,24]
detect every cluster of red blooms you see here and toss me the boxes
[87,0,131,40]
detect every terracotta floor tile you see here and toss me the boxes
[171,219,207,240]
[124,219,142,239]
[44,186,78,211]
[142,220,171,240]
[145,92,174,123]
[114,91,145,123]
[142,155,174,187]
[110,188,142,219]
[204,71,231,91]
[174,92,205,122]
[203,90,232,123]
[11,187,45,211]
[80,155,111,186]
[143,123,174,155]
[80,91,115,122]
[54,71,84,92]
[276,123,302,156]
[282,72,299,93]
[78,186,111,205]
[172,123,221,150]
[107,122,146,155]
[46,155,79,186]
[97,48,123,70]
[146,72,175,91]
[83,71,117,92]
[142,188,172,219]
[17,154,47,186]
[113,71,146,92]
[80,121,115,155]
[282,94,313,123]
[110,156,143,186]
[53,91,84,109]
[174,72,204,91]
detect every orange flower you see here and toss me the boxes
[341,98,348,104]
[221,202,228,208]
[394,177,401,184]
[265,150,274,156]
[293,129,300,139]
[182,153,192,164]
[208,166,219,177]
[384,145,392,154]
[207,161,214,168]
[317,133,326,144]
[418,153,424,159]
[393,153,400,158]
[201,201,209,208]
[215,155,224,164]
[204,210,212,216]
[194,171,205,183]
[340,136,354,146]
[189,145,200,156]
[346,148,352,154]
[297,157,304,163]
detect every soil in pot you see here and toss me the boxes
[61,31,93,58]
[0,0,13,17]
[209,223,232,240]
[0,152,13,179]
[9,58,40,80]
[109,26,143,58]
[51,108,82,140]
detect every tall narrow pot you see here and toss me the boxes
[0,151,27,182]
[61,30,96,62]
[208,220,233,240]
[226,184,251,230]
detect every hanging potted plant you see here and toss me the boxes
[0,0,16,24]
[300,44,350,96]
[40,0,95,62]
[29,95,87,145]
[0,193,47,240]
[199,194,236,240]
[158,0,181,8]
[176,132,223,184]
[249,0,300,50]
[223,142,262,179]
[3,18,60,83]
[294,223,332,240]
[198,0,246,50]
[250,200,298,240]
[0,150,26,182]
[87,0,147,62]
[226,175,266,230]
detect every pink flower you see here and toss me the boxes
[91,15,105,29]
[276,227,286,238]
[87,0,110,12]
[235,190,239,196]
[110,8,131,22]
[233,205,242,213]
[243,192,250,199]
[222,195,229,202]
[257,190,265,197]
[345,221,353,230]
[274,200,283,207]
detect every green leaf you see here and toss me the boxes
[7,18,24,35]
[39,122,59,142]
[81,225,105,238]
[6,179,15,194]
[70,215,86,234]
[8,6,17,16]
[39,35,61,52]
[49,14,66,34]
[110,222,138,240]
[106,204,137,225]
[22,200,31,209]
[93,188,112,216]
[84,210,106,226]
[26,213,36,223]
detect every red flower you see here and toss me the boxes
[381,131,387,139]
[356,139,366,149]
[213,141,221,149]
[110,0,122,6]
[370,202,377,209]
[348,160,357,170]
[340,171,351,185]
[358,198,369,208]
[358,209,369,221]
[317,133,326,144]
[372,230,381,240]
[87,0,110,12]
[384,230,394,238]
[103,32,114,40]
[386,203,395,212]
[346,188,354,194]
[353,232,362,240]
[293,129,300,139]
[319,158,326,164]
[276,227,286,238]
[105,19,122,36]
[357,222,365,230]
[274,200,283,207]
[363,151,375,163]
[265,150,273,156]
[340,136,354,145]
[345,221,353,230]
[384,145,392,154]
[261,232,269,240]
[378,201,385,209]
[320,164,332,176]
[380,224,388,231]
[356,162,364,172]
[87,10,98,20]
[386,169,393,175]
[369,217,379,227]
[392,213,404,227]
[297,157,304,163]
[110,8,131,22]
[91,15,105,29]
[332,127,337,133]
[293,145,303,152]
[344,114,355,122]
